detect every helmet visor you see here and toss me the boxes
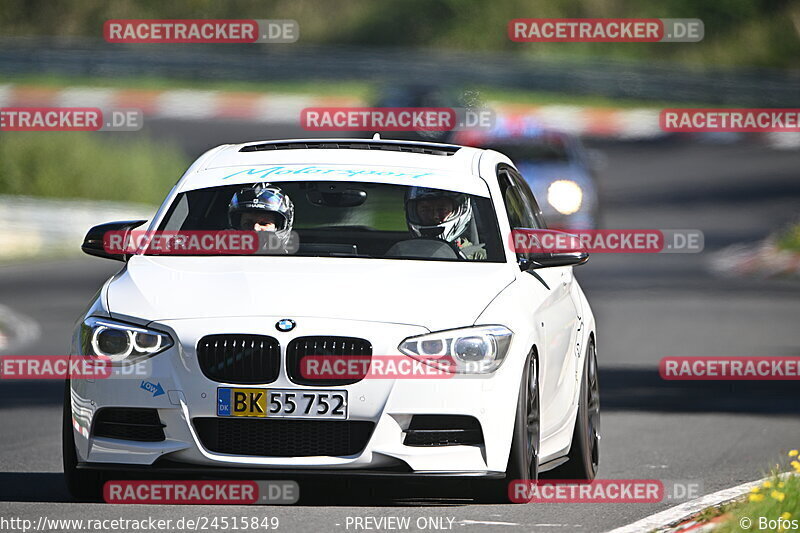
[237,210,287,231]
[407,196,458,226]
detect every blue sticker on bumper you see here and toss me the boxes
[217,388,231,416]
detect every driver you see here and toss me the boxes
[404,187,486,260]
[228,183,296,254]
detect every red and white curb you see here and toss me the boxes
[0,84,361,124]
[493,103,664,140]
[0,83,662,139]
[2,83,799,145]
[710,239,800,279]
[492,103,800,146]
[607,473,794,533]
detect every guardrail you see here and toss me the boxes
[0,195,154,260]
[1,37,799,106]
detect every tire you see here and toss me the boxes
[62,381,104,501]
[547,341,600,480]
[478,350,540,503]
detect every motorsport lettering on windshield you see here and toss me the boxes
[222,165,435,181]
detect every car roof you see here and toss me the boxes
[177,138,493,196]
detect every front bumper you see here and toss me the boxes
[75,461,505,479]
[69,315,522,475]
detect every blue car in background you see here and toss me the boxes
[456,120,601,230]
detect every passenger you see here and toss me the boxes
[404,187,486,260]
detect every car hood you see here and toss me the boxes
[106,256,515,331]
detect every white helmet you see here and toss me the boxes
[404,187,473,243]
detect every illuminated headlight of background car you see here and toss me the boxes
[80,317,173,365]
[547,179,584,215]
[398,325,512,374]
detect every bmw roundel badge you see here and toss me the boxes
[276,319,296,332]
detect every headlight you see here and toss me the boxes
[547,179,583,215]
[81,317,173,365]
[398,325,512,374]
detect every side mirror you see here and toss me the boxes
[519,250,589,270]
[511,228,589,270]
[82,220,148,261]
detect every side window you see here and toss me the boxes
[497,166,541,229]
[508,168,547,229]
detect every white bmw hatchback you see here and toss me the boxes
[64,138,599,503]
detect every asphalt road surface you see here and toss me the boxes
[1,120,799,532]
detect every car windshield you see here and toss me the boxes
[155,181,505,262]
[485,138,570,163]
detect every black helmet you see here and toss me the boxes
[228,183,294,247]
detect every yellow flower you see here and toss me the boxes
[791,460,800,471]
[771,490,786,501]
[750,487,761,493]
[779,482,786,488]
[763,481,773,488]
[750,494,765,502]
[782,512,792,520]
[789,449,799,457]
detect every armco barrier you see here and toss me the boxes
[1,37,800,106]
[0,195,154,259]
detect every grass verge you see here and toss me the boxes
[0,132,188,204]
[776,223,800,253]
[700,452,800,532]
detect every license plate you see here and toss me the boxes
[217,388,347,420]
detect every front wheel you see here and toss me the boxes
[547,341,600,480]
[478,350,539,503]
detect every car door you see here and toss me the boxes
[498,165,582,435]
